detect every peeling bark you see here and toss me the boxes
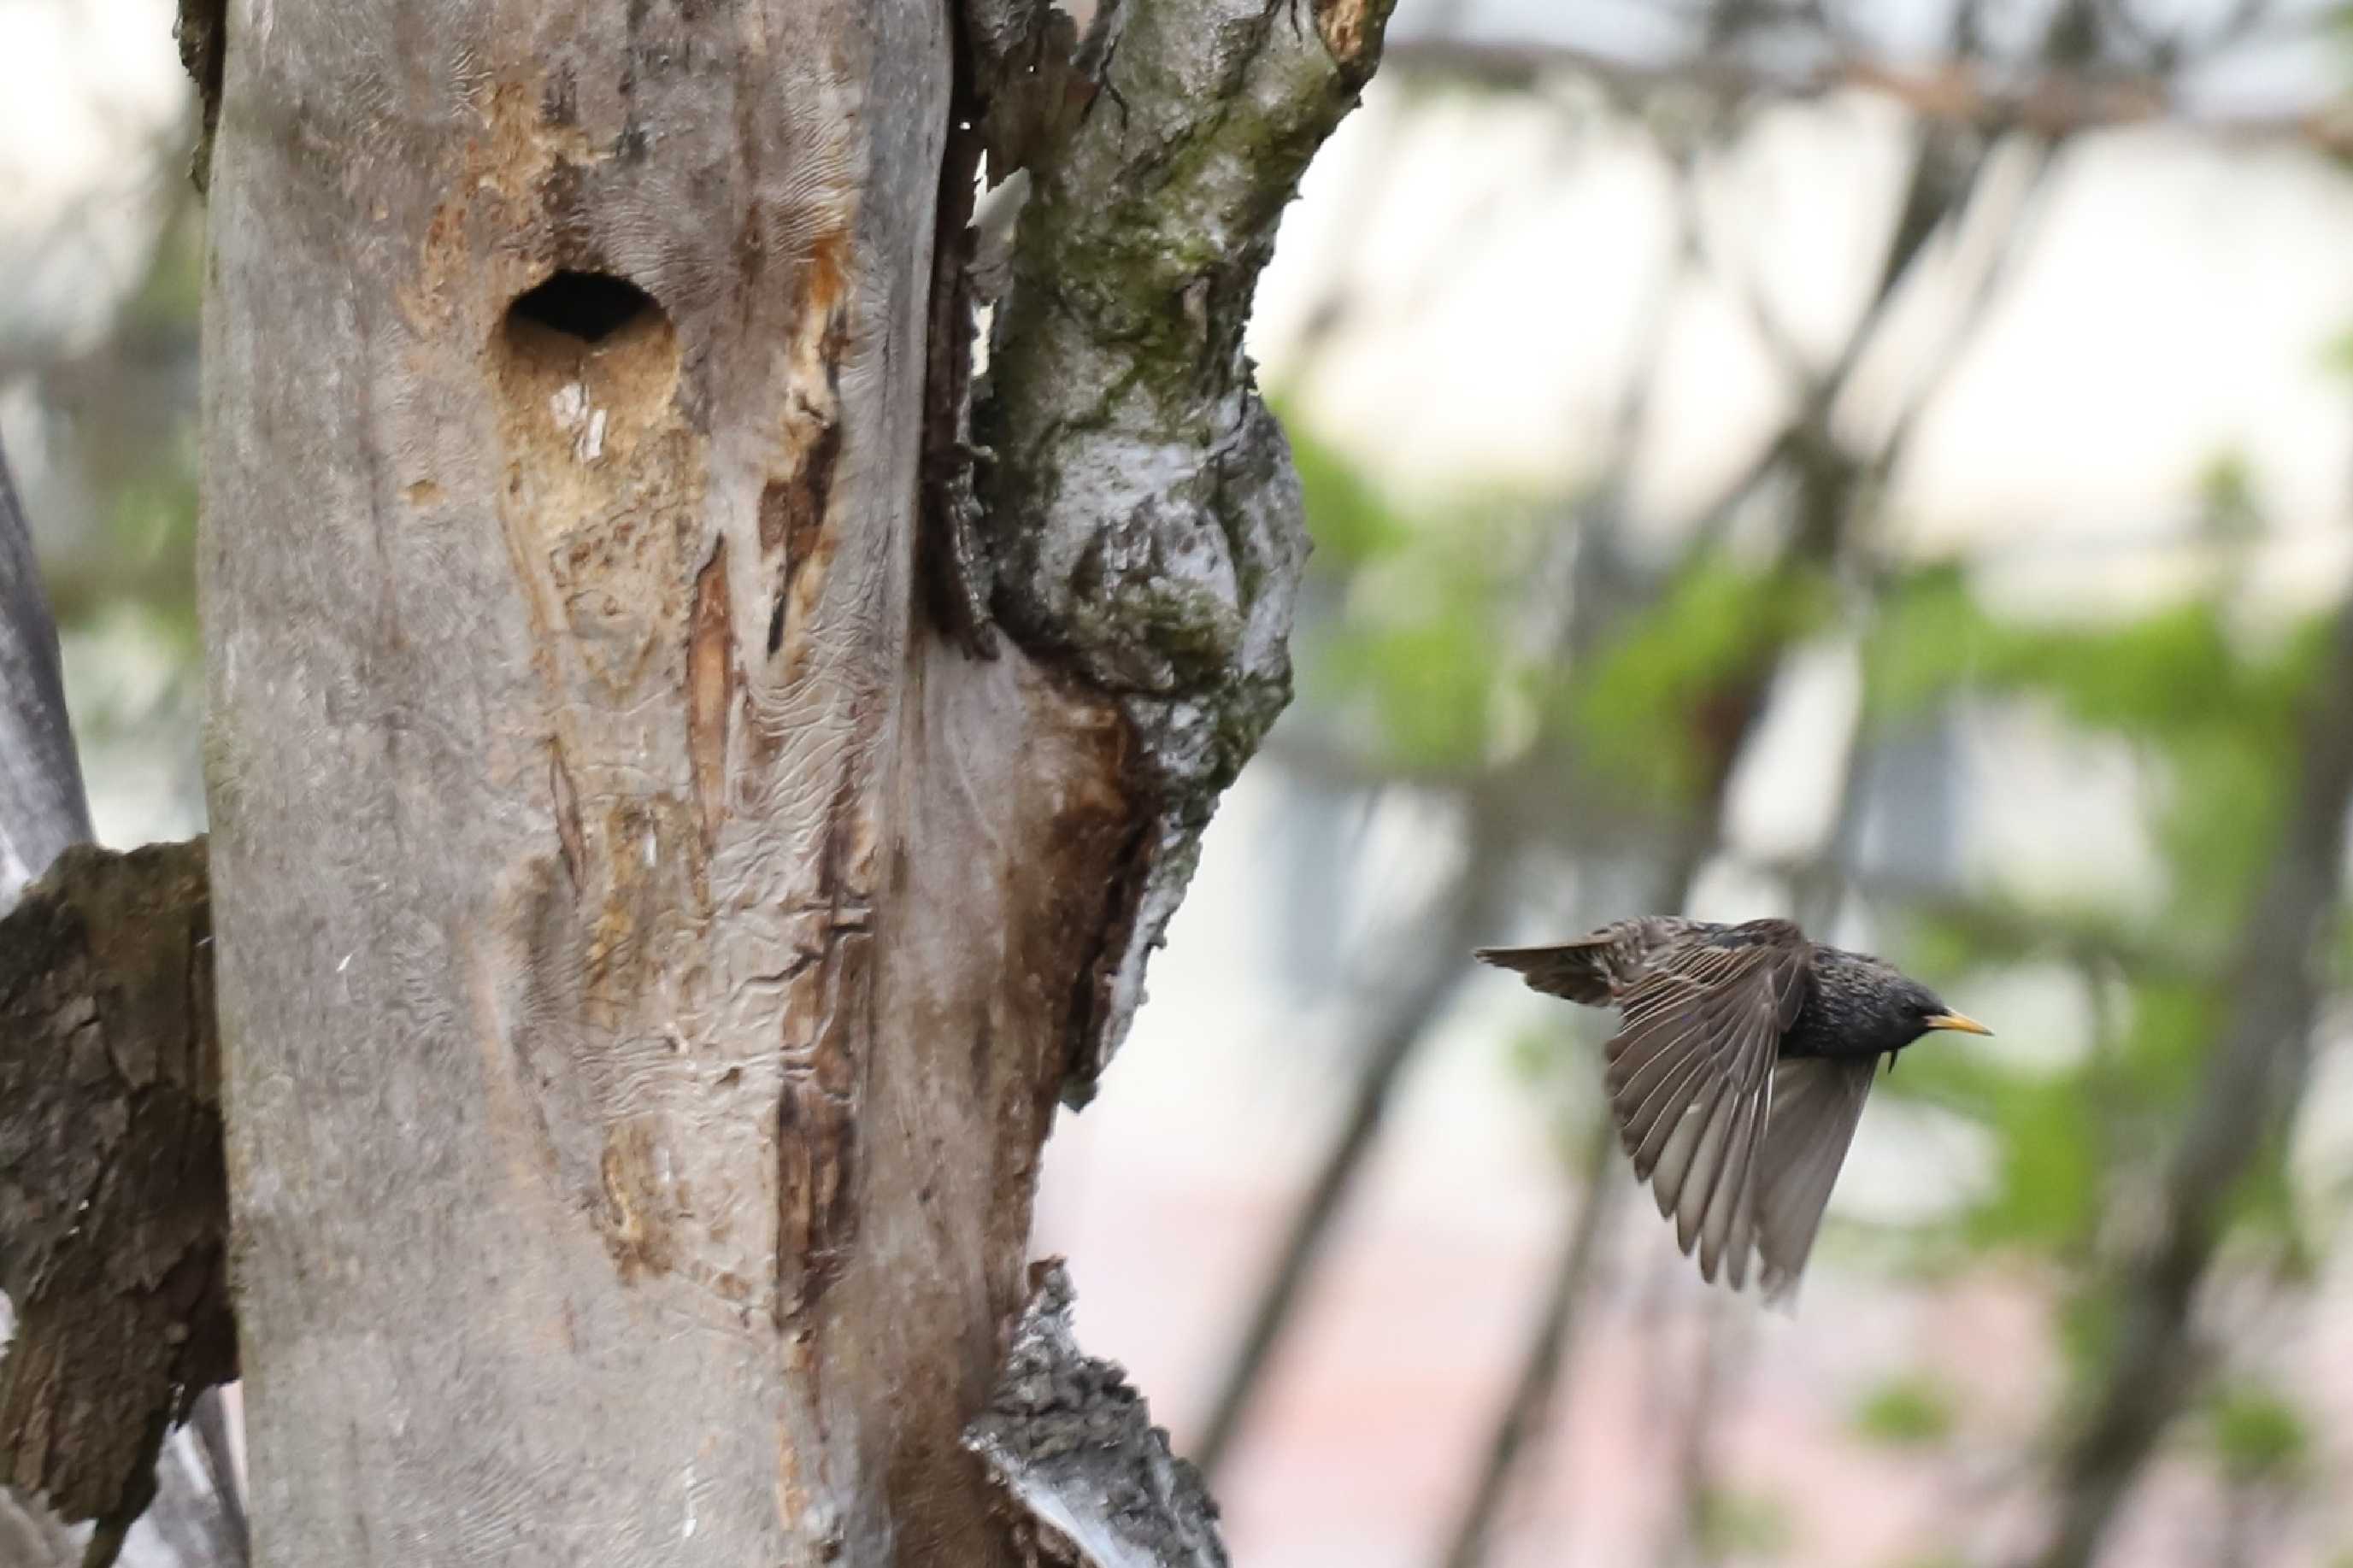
[966,1261,1227,1568]
[173,0,227,193]
[0,840,232,1548]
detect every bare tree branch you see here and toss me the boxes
[1438,1126,1621,1568]
[1196,822,1512,1480]
[0,438,92,907]
[1653,1302,1743,1568]
[1382,38,2353,156]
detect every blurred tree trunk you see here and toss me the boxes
[2024,596,2353,1568]
[195,1,1387,1564]
[0,444,91,906]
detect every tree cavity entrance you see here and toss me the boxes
[508,270,659,345]
[495,269,681,465]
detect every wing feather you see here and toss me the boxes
[1598,919,1811,1282]
[1752,1055,1877,1301]
[1671,1074,1740,1246]
[1696,1060,1770,1282]
[1627,1048,1716,1181]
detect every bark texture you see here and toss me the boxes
[0,842,233,1547]
[978,0,1395,1103]
[966,1261,1224,1568]
[197,0,1387,1563]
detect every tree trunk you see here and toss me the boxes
[197,1,1388,1563]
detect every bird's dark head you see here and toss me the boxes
[1879,973,1993,1054]
[1815,951,1995,1056]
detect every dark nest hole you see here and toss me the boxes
[506,270,660,346]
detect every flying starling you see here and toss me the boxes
[1477,916,1990,1300]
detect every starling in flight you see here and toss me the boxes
[1477,917,1990,1300]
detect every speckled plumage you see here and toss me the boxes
[1476,916,1989,1300]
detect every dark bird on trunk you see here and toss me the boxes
[1477,917,1990,1301]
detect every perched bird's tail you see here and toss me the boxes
[1474,939,1622,1006]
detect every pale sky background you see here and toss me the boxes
[4,0,2352,1562]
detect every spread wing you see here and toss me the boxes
[1604,918,1812,1286]
[1751,1055,1877,1302]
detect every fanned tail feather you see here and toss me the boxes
[1475,939,1621,1006]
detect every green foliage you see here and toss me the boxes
[1566,555,1833,804]
[121,200,207,340]
[2206,1383,2312,1485]
[2056,1283,2123,1391]
[1285,418,1413,572]
[2221,1133,2319,1282]
[1865,572,2313,754]
[2111,981,2218,1108]
[1287,420,1537,772]
[1900,901,2163,988]
[2196,451,2261,546]
[1693,1484,1794,1559]
[33,191,205,652]
[1967,1072,2102,1252]
[1291,437,1842,790]
[1852,1374,1958,1448]
[1776,562,2353,1482]
[2325,325,2353,377]
[1854,560,2340,1287]
[1311,546,1519,770]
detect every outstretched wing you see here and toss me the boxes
[1604,919,1812,1286]
[1750,1055,1877,1301]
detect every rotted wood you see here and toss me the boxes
[0,840,232,1557]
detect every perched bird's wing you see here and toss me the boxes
[1603,919,1812,1285]
[1750,1054,1876,1302]
[1476,917,1706,1006]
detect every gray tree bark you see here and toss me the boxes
[195,1,1388,1564]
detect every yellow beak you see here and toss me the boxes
[1924,1011,1993,1037]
